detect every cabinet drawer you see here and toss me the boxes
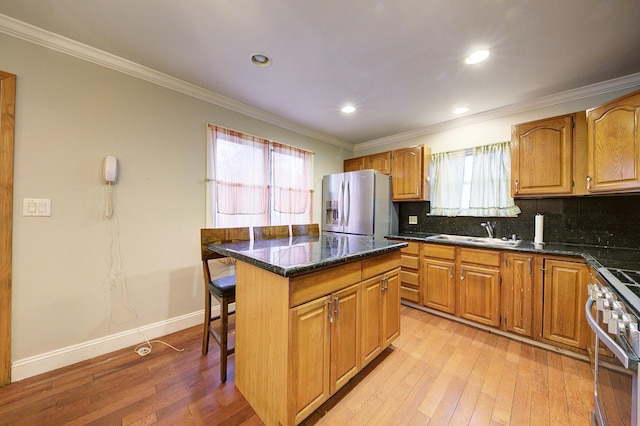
[400,254,419,270]
[400,285,419,302]
[459,248,501,267]
[401,270,419,286]
[290,261,361,307]
[423,243,456,260]
[362,251,401,280]
[401,241,420,255]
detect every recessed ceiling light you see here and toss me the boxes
[251,53,271,67]
[453,107,469,114]
[465,50,489,65]
[341,105,356,114]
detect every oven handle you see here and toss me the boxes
[585,298,636,370]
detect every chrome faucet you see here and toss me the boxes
[480,222,495,238]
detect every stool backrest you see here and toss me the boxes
[201,227,251,261]
[253,225,290,240]
[291,223,320,237]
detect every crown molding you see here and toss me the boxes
[356,72,640,152]
[0,14,353,150]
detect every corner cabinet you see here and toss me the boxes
[391,145,431,201]
[586,88,640,194]
[510,113,582,197]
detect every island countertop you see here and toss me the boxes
[209,233,407,277]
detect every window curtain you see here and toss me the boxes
[468,142,521,217]
[430,149,466,216]
[271,142,313,225]
[207,125,269,228]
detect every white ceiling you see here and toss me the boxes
[1,0,640,147]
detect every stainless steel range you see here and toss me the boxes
[587,267,640,425]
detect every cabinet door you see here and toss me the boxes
[330,283,361,394]
[382,268,401,346]
[511,114,574,196]
[458,263,501,327]
[423,257,456,314]
[502,254,533,337]
[365,151,392,175]
[344,157,365,172]
[587,89,640,193]
[541,259,590,351]
[391,146,425,201]
[361,276,383,366]
[291,296,331,423]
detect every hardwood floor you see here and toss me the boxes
[0,306,595,425]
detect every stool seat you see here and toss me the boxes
[208,275,236,299]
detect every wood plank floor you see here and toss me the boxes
[0,306,596,425]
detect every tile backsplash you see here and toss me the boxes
[397,194,640,249]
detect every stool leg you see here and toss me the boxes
[220,297,229,383]
[202,290,211,355]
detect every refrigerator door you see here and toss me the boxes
[322,173,345,233]
[343,170,375,235]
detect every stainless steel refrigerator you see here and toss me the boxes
[322,170,397,238]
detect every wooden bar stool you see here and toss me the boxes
[291,223,320,236]
[253,225,290,240]
[200,227,250,382]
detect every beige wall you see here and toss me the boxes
[0,33,349,374]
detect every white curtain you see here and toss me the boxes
[271,142,313,225]
[468,142,521,217]
[430,149,466,216]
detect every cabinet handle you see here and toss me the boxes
[449,266,454,278]
[460,268,465,280]
[527,258,532,274]
[328,300,334,323]
[505,257,509,267]
[586,175,592,191]
[515,179,519,193]
[334,296,339,320]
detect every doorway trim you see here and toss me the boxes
[0,70,16,386]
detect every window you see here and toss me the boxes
[430,141,520,217]
[206,125,313,228]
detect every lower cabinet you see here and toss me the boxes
[502,253,534,337]
[538,257,590,352]
[361,267,401,366]
[397,241,421,303]
[423,244,457,314]
[457,248,501,327]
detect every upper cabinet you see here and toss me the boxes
[586,89,640,194]
[391,145,431,201]
[344,156,365,172]
[344,152,391,175]
[511,113,586,197]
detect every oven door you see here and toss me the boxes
[586,299,638,425]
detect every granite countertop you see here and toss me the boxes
[209,233,407,277]
[387,232,640,276]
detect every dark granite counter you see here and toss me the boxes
[387,232,640,273]
[209,233,407,277]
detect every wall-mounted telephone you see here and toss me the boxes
[103,156,119,184]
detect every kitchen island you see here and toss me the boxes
[209,233,406,425]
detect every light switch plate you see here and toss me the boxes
[23,198,51,217]
[408,215,418,224]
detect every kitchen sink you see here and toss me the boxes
[427,234,521,247]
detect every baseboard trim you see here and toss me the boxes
[11,305,231,382]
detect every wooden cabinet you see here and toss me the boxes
[391,145,431,201]
[457,248,501,328]
[511,113,583,197]
[422,244,456,314]
[395,241,421,303]
[344,156,365,172]
[586,88,640,193]
[502,253,534,337]
[235,249,401,426]
[344,151,391,175]
[539,257,590,352]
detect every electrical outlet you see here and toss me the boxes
[408,215,418,225]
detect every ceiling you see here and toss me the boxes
[1,0,640,147]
